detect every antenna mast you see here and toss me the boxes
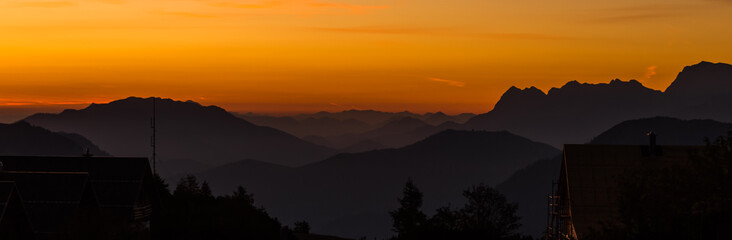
[151,97,157,175]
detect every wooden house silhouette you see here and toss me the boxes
[546,133,709,239]
[0,156,156,240]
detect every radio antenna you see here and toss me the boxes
[151,97,157,175]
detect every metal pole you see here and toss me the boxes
[151,97,157,175]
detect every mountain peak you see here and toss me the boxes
[493,86,546,111]
[89,97,228,116]
[406,129,558,156]
[563,80,582,88]
[546,79,656,96]
[109,96,201,106]
[609,78,641,86]
[504,86,546,98]
[665,61,732,98]
[25,97,334,167]
[424,111,447,117]
[684,61,732,71]
[694,60,729,67]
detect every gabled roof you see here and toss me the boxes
[4,171,96,239]
[0,181,24,225]
[0,181,33,240]
[0,156,150,181]
[561,144,704,237]
[0,181,16,214]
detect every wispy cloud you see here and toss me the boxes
[309,2,388,13]
[588,3,702,23]
[603,4,699,12]
[308,26,565,40]
[429,78,465,87]
[10,1,77,8]
[473,32,563,40]
[205,0,390,14]
[309,26,438,35]
[644,66,657,79]
[706,0,732,4]
[91,0,125,4]
[590,13,675,23]
[207,1,280,9]
[155,10,218,18]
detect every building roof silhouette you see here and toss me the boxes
[0,156,155,240]
[0,181,33,239]
[5,171,97,240]
[550,144,704,239]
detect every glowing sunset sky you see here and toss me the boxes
[1,0,732,121]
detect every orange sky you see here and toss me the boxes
[1,0,732,121]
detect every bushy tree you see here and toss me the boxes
[390,181,527,240]
[173,175,202,196]
[293,221,311,234]
[153,175,287,240]
[456,184,522,239]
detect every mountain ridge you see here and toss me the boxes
[0,121,108,156]
[24,97,336,170]
[464,61,732,147]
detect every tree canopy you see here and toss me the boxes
[390,180,528,240]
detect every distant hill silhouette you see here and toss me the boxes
[589,117,732,145]
[295,110,411,125]
[197,129,560,239]
[236,113,373,138]
[299,110,475,126]
[422,112,476,126]
[464,61,732,147]
[24,97,335,170]
[0,121,108,156]
[314,117,459,151]
[156,158,213,181]
[238,109,476,152]
[496,116,732,238]
[338,140,387,153]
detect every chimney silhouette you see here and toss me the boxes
[83,148,94,158]
[647,131,657,156]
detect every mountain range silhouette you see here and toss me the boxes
[465,61,732,147]
[24,97,335,169]
[237,111,474,151]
